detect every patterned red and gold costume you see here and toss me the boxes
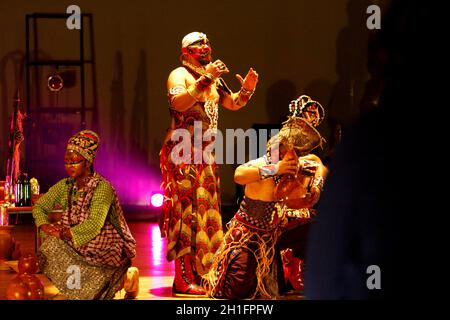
[161,31,258,295]
[159,103,223,276]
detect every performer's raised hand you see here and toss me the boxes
[236,67,259,91]
[206,59,229,79]
[277,151,299,176]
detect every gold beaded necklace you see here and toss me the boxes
[182,60,207,77]
[182,60,219,131]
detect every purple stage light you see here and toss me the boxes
[150,192,164,208]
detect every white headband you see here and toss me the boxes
[181,32,208,49]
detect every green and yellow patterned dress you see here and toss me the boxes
[33,173,136,299]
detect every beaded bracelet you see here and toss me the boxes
[311,176,325,191]
[258,164,278,179]
[204,73,215,82]
[236,87,255,106]
[240,87,254,96]
[191,74,215,95]
[187,85,204,101]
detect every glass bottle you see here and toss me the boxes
[15,173,24,207]
[23,173,31,206]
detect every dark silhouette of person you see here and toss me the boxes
[304,1,434,299]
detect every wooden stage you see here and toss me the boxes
[0,221,199,300]
[1,217,303,300]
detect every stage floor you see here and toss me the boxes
[0,221,302,300]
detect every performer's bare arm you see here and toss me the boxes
[167,60,258,112]
[221,68,259,111]
[167,67,198,112]
[234,152,298,186]
[296,154,328,207]
[300,154,328,184]
[168,60,235,112]
[234,158,265,185]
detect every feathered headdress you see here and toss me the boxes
[269,95,326,156]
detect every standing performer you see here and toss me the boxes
[160,31,258,295]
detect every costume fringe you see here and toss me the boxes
[202,218,280,299]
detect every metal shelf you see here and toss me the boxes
[24,13,98,190]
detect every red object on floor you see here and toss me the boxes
[6,274,44,300]
[18,252,39,274]
[173,255,205,295]
[281,248,304,291]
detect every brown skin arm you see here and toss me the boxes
[234,152,299,201]
[300,154,328,179]
[236,157,276,201]
[234,152,298,186]
[297,154,328,208]
[167,67,198,112]
[234,158,265,185]
[168,65,258,112]
[221,68,259,111]
[168,61,230,112]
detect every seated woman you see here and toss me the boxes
[202,96,327,299]
[32,130,138,300]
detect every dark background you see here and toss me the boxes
[0,0,390,208]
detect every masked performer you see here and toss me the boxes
[203,96,327,299]
[33,130,138,300]
[159,32,259,295]
[275,96,328,295]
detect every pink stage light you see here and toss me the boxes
[150,192,164,208]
